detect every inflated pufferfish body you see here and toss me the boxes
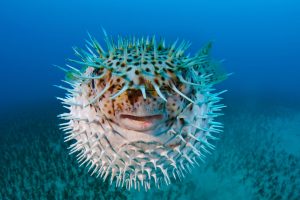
[57,30,228,191]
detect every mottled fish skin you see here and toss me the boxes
[56,30,228,191]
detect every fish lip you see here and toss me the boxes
[118,113,166,132]
[119,114,164,121]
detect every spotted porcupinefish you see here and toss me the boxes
[56,30,228,191]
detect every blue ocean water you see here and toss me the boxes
[0,0,299,199]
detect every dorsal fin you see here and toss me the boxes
[196,42,228,84]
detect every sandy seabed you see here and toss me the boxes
[0,100,299,200]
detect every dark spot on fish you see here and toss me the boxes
[139,76,145,85]
[166,62,174,68]
[179,118,184,124]
[189,104,193,111]
[91,79,95,89]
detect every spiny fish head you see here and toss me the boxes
[86,64,192,136]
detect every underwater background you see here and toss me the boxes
[0,0,299,199]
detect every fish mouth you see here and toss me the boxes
[119,114,165,132]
